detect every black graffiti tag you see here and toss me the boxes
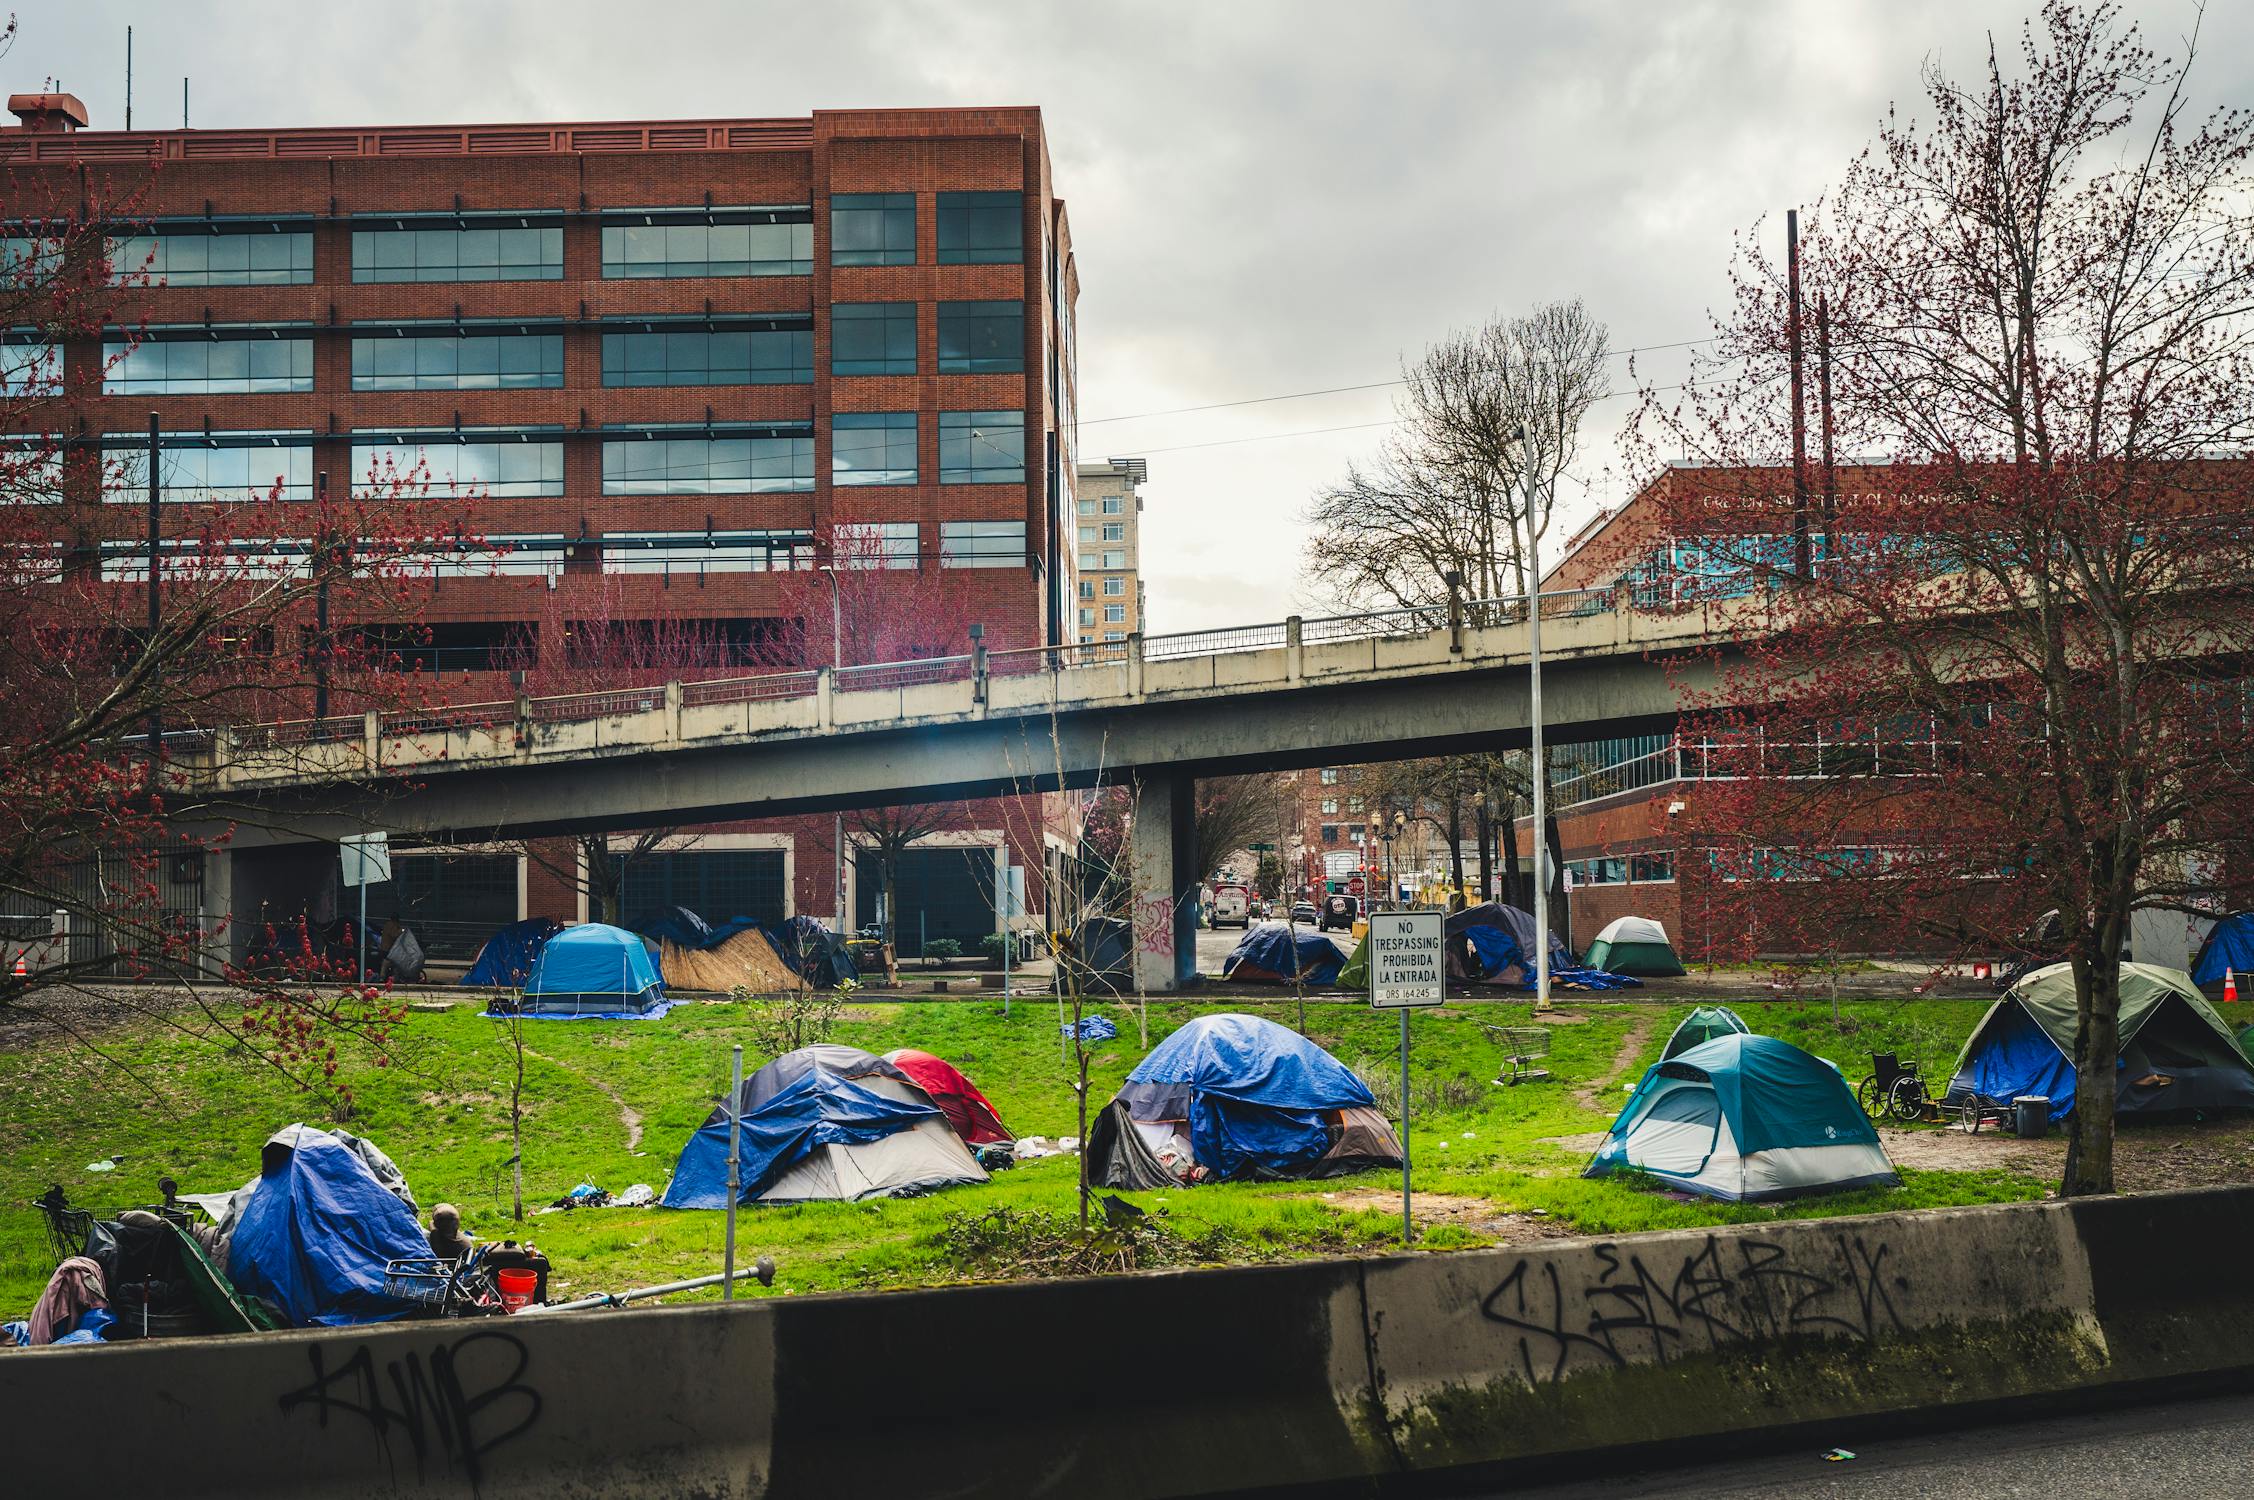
[1479,1235,1905,1383]
[278,1328,543,1486]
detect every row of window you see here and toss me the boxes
[58,195,1025,289]
[85,520,1028,580]
[1076,576,1129,597]
[1562,851,1677,886]
[1079,548,1129,570]
[91,304,1026,393]
[1076,494,1127,516]
[1077,523,1128,542]
[1077,604,1131,625]
[44,416,1029,502]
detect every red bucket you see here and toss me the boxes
[495,1267,538,1312]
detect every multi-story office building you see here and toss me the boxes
[1071,456,1144,643]
[3,92,1081,959]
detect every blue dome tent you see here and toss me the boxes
[2192,913,2254,989]
[661,1045,983,1206]
[513,922,669,1018]
[1220,922,1344,985]
[1086,1013,1401,1185]
[1587,1034,1897,1203]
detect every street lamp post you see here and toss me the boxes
[1522,427,1552,1013]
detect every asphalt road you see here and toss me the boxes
[1472,1389,2254,1498]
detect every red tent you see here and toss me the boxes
[884,1049,1012,1145]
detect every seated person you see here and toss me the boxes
[426,1203,473,1262]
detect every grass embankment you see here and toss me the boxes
[0,991,2095,1312]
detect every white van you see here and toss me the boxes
[1211,883,1252,929]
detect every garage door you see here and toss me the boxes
[856,847,996,957]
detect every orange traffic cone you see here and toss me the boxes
[10,954,25,978]
[2227,970,2241,1006]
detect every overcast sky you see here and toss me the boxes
[22,1,2251,629]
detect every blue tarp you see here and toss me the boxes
[2193,914,2254,987]
[461,918,563,988]
[1117,1013,1374,1179]
[767,916,859,987]
[225,1126,431,1328]
[660,1068,946,1207]
[1220,922,1344,985]
[632,905,713,951]
[1946,1002,2080,1122]
[734,1043,911,1113]
[515,923,668,1018]
[1458,923,1640,991]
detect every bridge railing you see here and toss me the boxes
[228,583,1628,756]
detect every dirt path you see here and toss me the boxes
[1313,1188,1581,1245]
[523,1045,643,1153]
[1577,1010,1658,1111]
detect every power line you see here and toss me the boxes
[1077,336,1717,428]
[1123,380,1704,458]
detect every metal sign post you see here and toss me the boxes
[339,833,391,986]
[723,1044,743,1300]
[1368,909,1444,1246]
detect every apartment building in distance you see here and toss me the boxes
[2,92,1081,960]
[1072,455,1145,643]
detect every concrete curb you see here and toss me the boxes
[6,1185,2249,1497]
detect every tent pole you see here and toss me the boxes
[723,1044,742,1300]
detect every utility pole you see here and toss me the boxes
[1817,292,1838,570]
[124,27,131,131]
[1787,209,1812,582]
[314,473,331,721]
[818,566,846,934]
[145,412,161,781]
[1522,426,1551,1014]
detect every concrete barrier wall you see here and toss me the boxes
[12,1185,2247,1497]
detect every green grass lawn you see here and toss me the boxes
[0,990,2068,1314]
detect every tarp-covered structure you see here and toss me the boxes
[514,923,669,1017]
[1445,903,1572,983]
[884,1049,1012,1144]
[769,916,859,988]
[1661,1005,1750,1060]
[1586,1034,1898,1202]
[224,1125,432,1327]
[1944,961,2254,1123]
[2192,913,2254,989]
[1220,922,1343,985]
[1585,915,1687,977]
[1087,1013,1400,1186]
[462,917,564,987]
[661,1045,984,1206]
[632,905,713,952]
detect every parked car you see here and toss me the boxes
[1289,901,1319,927]
[1319,893,1359,932]
[1211,883,1252,929]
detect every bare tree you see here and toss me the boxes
[1303,299,1612,614]
[1193,774,1300,887]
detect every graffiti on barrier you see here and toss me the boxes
[1134,893,1177,958]
[1479,1234,1905,1384]
[278,1328,542,1485]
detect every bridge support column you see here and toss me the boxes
[1130,771,1199,993]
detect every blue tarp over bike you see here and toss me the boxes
[225,1126,430,1328]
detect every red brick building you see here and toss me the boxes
[3,93,1081,959]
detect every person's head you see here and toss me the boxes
[430,1203,460,1234]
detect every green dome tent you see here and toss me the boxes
[1585,915,1687,977]
[1586,1033,1898,1202]
[1944,962,2254,1123]
[1660,1005,1750,1060]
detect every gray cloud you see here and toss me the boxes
[24,0,2251,627]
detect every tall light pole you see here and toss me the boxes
[1522,426,1552,1013]
[816,566,846,933]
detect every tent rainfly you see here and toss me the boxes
[884,1049,1013,1144]
[1661,1005,1751,1060]
[1944,961,2254,1123]
[661,1045,985,1206]
[515,923,669,1018]
[2192,913,2254,989]
[1086,1012,1400,1186]
[1586,1033,1898,1202]
[1585,915,1688,977]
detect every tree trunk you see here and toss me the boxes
[510,1022,526,1222]
[1500,794,1523,903]
[1543,810,1570,951]
[2062,953,2120,1196]
[879,849,900,984]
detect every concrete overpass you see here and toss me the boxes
[185,589,1737,987]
